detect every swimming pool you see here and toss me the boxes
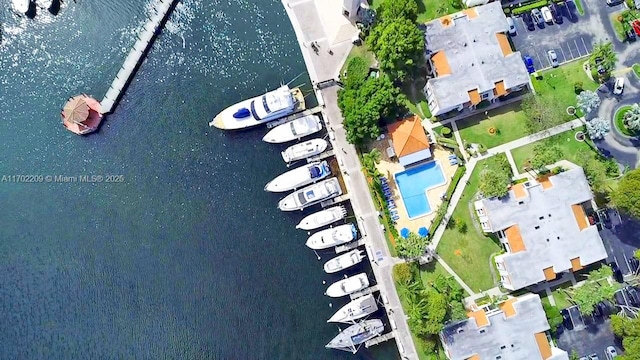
[394,161,447,219]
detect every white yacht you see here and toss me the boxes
[264,161,330,193]
[278,178,341,211]
[281,138,328,163]
[209,85,304,130]
[327,294,379,324]
[323,249,365,274]
[296,206,346,230]
[306,223,357,250]
[325,273,369,298]
[12,0,30,14]
[325,319,384,353]
[262,114,322,144]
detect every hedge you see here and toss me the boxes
[512,0,549,15]
[428,165,466,237]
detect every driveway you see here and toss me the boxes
[556,311,622,359]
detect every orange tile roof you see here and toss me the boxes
[493,80,507,97]
[571,257,583,272]
[468,89,481,105]
[504,225,526,253]
[540,177,554,189]
[431,51,452,76]
[388,115,430,158]
[534,332,553,360]
[499,298,518,318]
[571,204,588,230]
[463,8,478,18]
[496,33,513,57]
[511,183,527,199]
[543,266,556,281]
[467,309,490,328]
[466,355,480,360]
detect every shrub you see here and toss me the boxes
[440,127,452,137]
[393,263,414,284]
[477,144,487,154]
[488,127,497,135]
[574,81,584,94]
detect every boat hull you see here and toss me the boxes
[264,161,330,193]
[281,138,328,163]
[306,223,357,250]
[325,273,369,298]
[296,206,346,230]
[262,114,323,144]
[327,294,379,323]
[325,319,384,353]
[12,0,30,13]
[278,177,342,211]
[323,250,365,274]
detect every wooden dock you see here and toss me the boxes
[320,194,349,208]
[335,238,366,254]
[307,149,334,163]
[365,331,396,348]
[100,0,178,114]
[349,285,379,300]
[265,106,323,129]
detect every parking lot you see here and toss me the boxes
[599,209,640,275]
[557,305,622,359]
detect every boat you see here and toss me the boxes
[35,0,52,9]
[262,114,323,144]
[12,0,30,14]
[278,177,342,211]
[326,319,384,353]
[327,294,379,324]
[323,249,365,274]
[264,161,331,193]
[306,223,357,250]
[281,138,328,163]
[325,273,369,298]
[296,206,347,230]
[209,85,305,130]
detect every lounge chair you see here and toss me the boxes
[448,154,457,160]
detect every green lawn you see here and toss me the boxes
[419,261,469,296]
[575,0,584,15]
[614,105,638,137]
[633,63,640,79]
[531,60,598,120]
[610,14,625,41]
[457,102,530,149]
[550,283,574,309]
[369,0,464,23]
[510,128,592,172]
[436,156,504,293]
[340,45,376,77]
[402,78,432,119]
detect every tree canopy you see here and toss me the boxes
[397,232,429,259]
[521,94,563,133]
[531,143,563,170]
[542,303,563,332]
[624,103,640,131]
[610,315,640,359]
[612,169,640,218]
[585,117,610,140]
[568,269,616,316]
[367,18,425,81]
[377,0,418,22]
[479,169,510,198]
[590,42,617,73]
[576,90,601,116]
[581,155,609,194]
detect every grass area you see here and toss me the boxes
[457,102,530,149]
[436,156,504,293]
[402,78,432,120]
[369,0,463,23]
[633,63,640,79]
[419,261,465,292]
[614,105,638,137]
[610,14,625,41]
[510,128,591,172]
[531,60,598,119]
[551,283,574,309]
[575,0,584,15]
[340,45,376,78]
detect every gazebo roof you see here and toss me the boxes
[63,96,90,124]
[388,115,430,157]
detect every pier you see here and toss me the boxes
[365,332,396,348]
[349,285,379,300]
[335,238,366,254]
[100,0,178,114]
[306,149,335,163]
[265,106,323,129]
[320,194,349,208]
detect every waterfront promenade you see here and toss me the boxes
[282,0,420,358]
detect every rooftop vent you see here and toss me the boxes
[479,329,486,334]
[518,201,524,205]
[546,239,550,242]
[500,345,506,350]
[463,43,467,47]
[539,216,544,220]
[457,328,464,334]
[534,225,540,230]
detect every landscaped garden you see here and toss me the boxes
[457,102,530,149]
[634,63,640,78]
[368,0,464,24]
[614,105,640,137]
[510,128,591,170]
[436,156,506,293]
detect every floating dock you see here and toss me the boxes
[365,332,396,348]
[266,106,323,129]
[335,238,365,254]
[321,194,349,208]
[307,149,335,163]
[100,0,178,114]
[349,285,379,300]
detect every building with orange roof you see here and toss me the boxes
[474,167,607,290]
[440,293,568,360]
[423,2,532,117]
[387,115,432,167]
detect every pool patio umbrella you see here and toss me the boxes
[418,227,429,237]
[400,228,410,238]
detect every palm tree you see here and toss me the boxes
[361,148,382,178]
[624,104,640,131]
[590,42,617,72]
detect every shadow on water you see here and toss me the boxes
[49,0,61,16]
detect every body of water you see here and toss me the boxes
[0,0,398,358]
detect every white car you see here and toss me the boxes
[506,17,516,35]
[541,6,553,23]
[548,50,559,68]
[613,77,625,95]
[606,346,618,359]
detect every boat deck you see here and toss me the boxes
[320,193,349,208]
[365,332,396,348]
[266,105,322,129]
[349,285,379,300]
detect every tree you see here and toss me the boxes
[531,144,563,170]
[585,117,610,140]
[590,42,617,73]
[612,168,640,218]
[423,290,448,335]
[576,90,601,116]
[569,279,616,316]
[624,103,640,131]
[341,56,369,89]
[569,350,580,360]
[396,232,429,258]
[367,18,425,81]
[393,262,414,285]
[610,315,640,360]
[378,0,418,22]
[582,156,609,193]
[479,169,510,198]
[542,303,563,331]
[521,94,563,132]
[362,149,382,178]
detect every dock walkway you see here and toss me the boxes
[100,0,178,114]
[349,285,379,300]
[365,331,396,348]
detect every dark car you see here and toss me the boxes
[626,287,640,307]
[549,3,563,24]
[597,147,612,158]
[522,12,535,31]
[629,257,640,273]
[607,0,624,5]
[615,289,628,306]
[596,301,611,317]
[523,55,536,73]
[628,29,637,41]
[610,262,624,283]
[561,308,574,330]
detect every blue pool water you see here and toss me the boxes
[394,161,447,219]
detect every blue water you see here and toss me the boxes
[0,1,399,359]
[394,161,446,219]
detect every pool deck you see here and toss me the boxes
[372,141,458,234]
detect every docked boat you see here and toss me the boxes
[278,177,342,211]
[35,0,52,9]
[306,223,357,250]
[296,206,347,230]
[12,0,30,14]
[262,114,322,144]
[327,294,379,324]
[325,273,369,298]
[323,249,365,274]
[326,319,384,353]
[209,85,305,130]
[281,138,328,163]
[264,161,330,193]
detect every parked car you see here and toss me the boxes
[506,17,517,35]
[606,346,618,359]
[549,3,563,24]
[597,147,612,159]
[613,77,625,95]
[625,286,640,307]
[560,308,574,330]
[614,289,628,306]
[629,257,640,273]
[548,50,559,67]
[607,0,624,5]
[523,55,535,73]
[523,12,536,31]
[541,6,553,23]
[532,8,544,26]
[610,262,624,283]
[588,354,600,360]
[628,29,637,41]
